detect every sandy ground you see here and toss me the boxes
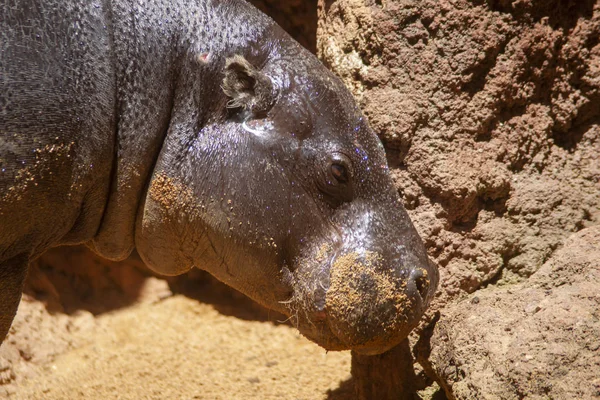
[12,296,352,400]
[2,248,354,399]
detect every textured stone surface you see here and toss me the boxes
[318,0,600,397]
[318,0,600,304]
[249,0,317,52]
[424,225,600,399]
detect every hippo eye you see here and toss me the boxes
[331,163,348,183]
[317,154,354,206]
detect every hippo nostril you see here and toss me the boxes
[411,269,430,301]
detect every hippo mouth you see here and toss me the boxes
[282,248,434,355]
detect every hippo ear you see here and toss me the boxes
[222,55,277,117]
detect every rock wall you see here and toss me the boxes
[425,225,600,399]
[318,0,600,397]
[248,0,317,52]
[318,0,599,303]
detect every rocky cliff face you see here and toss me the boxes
[249,0,317,51]
[318,0,600,397]
[318,0,599,302]
[425,225,600,399]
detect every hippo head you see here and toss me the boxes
[135,36,438,355]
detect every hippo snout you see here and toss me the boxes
[285,245,437,355]
[322,251,435,355]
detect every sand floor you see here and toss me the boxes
[10,295,353,399]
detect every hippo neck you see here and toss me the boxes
[88,0,275,260]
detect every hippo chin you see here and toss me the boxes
[0,0,438,355]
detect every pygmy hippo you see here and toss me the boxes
[0,0,438,355]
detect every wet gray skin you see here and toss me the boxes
[0,0,438,354]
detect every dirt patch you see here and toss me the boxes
[1,246,354,399]
[327,251,410,351]
[0,141,76,205]
[148,172,195,213]
[10,296,352,399]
